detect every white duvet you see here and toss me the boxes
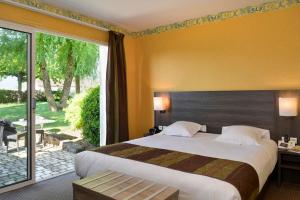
[75,133,277,200]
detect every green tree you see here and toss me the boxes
[0,28,27,102]
[35,33,99,111]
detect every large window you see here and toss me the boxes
[0,22,107,192]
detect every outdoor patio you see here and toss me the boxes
[0,144,75,188]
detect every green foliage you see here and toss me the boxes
[35,90,67,102]
[53,89,63,101]
[81,86,100,146]
[35,33,99,83]
[35,91,47,102]
[0,90,27,103]
[65,86,100,145]
[0,28,27,79]
[35,32,99,110]
[0,29,99,111]
[0,102,69,130]
[64,92,86,130]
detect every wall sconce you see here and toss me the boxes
[279,97,298,139]
[279,97,298,117]
[154,96,169,113]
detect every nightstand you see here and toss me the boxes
[277,149,300,186]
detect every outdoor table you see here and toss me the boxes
[12,118,55,129]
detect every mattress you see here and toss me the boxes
[75,133,277,200]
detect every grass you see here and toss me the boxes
[0,102,70,131]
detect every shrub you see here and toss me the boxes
[0,90,27,103]
[64,92,86,130]
[35,90,47,102]
[53,90,63,101]
[81,86,100,146]
[35,90,71,102]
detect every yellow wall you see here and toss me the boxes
[124,37,152,139]
[140,6,300,91]
[1,2,300,139]
[131,6,300,138]
[124,37,141,139]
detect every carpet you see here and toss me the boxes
[0,172,300,200]
[0,172,78,200]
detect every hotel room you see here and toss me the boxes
[0,0,300,200]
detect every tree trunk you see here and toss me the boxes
[17,73,22,103]
[38,34,58,111]
[40,60,59,111]
[57,41,75,110]
[75,75,80,94]
[38,38,75,111]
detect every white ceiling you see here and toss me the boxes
[41,0,270,32]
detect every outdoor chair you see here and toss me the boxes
[6,129,45,153]
[6,131,27,152]
[0,120,17,147]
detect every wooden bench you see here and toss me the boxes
[73,170,179,200]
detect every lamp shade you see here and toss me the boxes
[154,97,165,111]
[279,97,298,117]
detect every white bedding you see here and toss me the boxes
[75,133,277,200]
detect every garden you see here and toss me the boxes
[0,29,101,148]
[0,26,103,188]
[0,86,100,146]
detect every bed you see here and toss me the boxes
[75,133,277,200]
[75,90,296,199]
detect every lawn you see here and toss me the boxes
[0,102,70,131]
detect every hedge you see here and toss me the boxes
[36,90,65,102]
[81,86,100,146]
[0,90,68,103]
[0,90,27,103]
[35,90,47,102]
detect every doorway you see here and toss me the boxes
[0,20,107,193]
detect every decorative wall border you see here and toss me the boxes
[130,0,300,37]
[3,0,300,37]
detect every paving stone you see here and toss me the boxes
[0,145,75,188]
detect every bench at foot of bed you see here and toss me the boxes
[73,170,179,200]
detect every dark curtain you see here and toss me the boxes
[106,31,129,144]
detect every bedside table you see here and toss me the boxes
[277,149,300,186]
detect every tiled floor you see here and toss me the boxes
[0,145,75,188]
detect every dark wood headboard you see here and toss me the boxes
[154,90,300,141]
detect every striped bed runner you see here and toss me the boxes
[93,143,259,200]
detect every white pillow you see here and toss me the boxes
[160,121,202,137]
[215,125,270,145]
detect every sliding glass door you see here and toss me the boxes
[0,25,35,191]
